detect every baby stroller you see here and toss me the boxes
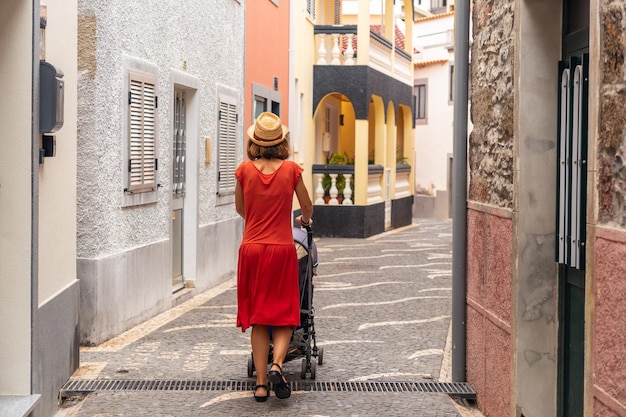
[247,225,324,379]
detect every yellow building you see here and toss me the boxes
[291,0,415,238]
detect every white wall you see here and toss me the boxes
[414,61,454,192]
[0,0,34,395]
[38,0,78,305]
[76,0,245,344]
[413,13,455,194]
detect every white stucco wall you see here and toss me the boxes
[77,0,244,259]
[0,0,33,395]
[413,14,455,194]
[414,61,454,192]
[76,0,245,344]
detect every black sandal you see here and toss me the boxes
[268,363,291,399]
[253,384,269,402]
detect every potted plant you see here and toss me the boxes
[322,152,353,203]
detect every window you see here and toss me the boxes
[431,0,447,10]
[217,93,238,197]
[254,95,267,119]
[127,69,157,193]
[173,90,186,198]
[306,0,316,20]
[271,101,280,115]
[414,80,427,123]
[252,82,282,120]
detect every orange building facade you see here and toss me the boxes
[245,0,290,144]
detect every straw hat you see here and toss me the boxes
[247,112,289,147]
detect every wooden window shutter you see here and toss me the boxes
[128,71,157,193]
[217,100,238,195]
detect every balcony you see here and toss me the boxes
[313,25,412,85]
[307,23,414,238]
[309,164,413,238]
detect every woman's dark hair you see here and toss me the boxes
[247,136,291,160]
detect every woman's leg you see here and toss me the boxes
[269,326,292,371]
[251,325,270,396]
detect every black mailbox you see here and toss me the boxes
[39,61,64,133]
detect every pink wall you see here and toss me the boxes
[245,1,290,133]
[466,204,513,417]
[593,227,626,416]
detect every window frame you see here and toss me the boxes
[251,82,282,123]
[216,88,239,203]
[414,79,428,124]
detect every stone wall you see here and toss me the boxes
[469,0,515,208]
[598,1,626,225]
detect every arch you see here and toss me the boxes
[313,92,356,164]
[397,103,413,164]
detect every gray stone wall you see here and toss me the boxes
[598,1,626,225]
[469,0,515,208]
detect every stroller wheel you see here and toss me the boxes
[301,358,307,379]
[247,354,255,377]
[317,347,324,366]
[310,360,317,379]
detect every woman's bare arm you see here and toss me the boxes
[294,176,313,225]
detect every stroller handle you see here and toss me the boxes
[304,225,313,248]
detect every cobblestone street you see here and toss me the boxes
[57,219,484,417]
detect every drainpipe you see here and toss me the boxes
[451,0,470,383]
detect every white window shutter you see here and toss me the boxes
[306,0,316,20]
[128,71,157,192]
[217,100,238,195]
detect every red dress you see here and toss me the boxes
[235,160,303,332]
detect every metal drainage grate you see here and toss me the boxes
[61,379,475,400]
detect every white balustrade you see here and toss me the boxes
[328,174,339,205]
[314,173,325,204]
[395,170,410,198]
[342,174,353,205]
[317,33,327,65]
[331,34,341,65]
[344,34,355,65]
[314,29,409,85]
[367,172,384,204]
[314,31,357,67]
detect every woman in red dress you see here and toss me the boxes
[235,112,313,402]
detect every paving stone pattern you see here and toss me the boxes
[60,219,482,417]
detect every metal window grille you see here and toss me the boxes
[556,54,588,270]
[128,71,157,193]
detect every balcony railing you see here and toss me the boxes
[395,164,411,198]
[314,25,412,84]
[312,164,400,206]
